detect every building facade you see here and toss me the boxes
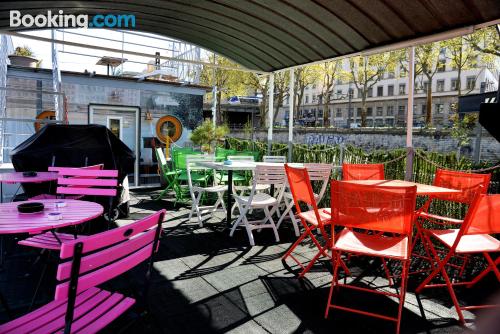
[277,57,498,128]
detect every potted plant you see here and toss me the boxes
[8,46,39,68]
[190,120,229,153]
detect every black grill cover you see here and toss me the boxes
[10,124,135,201]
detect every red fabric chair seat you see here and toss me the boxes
[334,228,409,260]
[427,229,500,253]
[298,208,331,226]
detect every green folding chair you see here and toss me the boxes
[152,147,180,200]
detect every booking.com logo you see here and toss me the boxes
[10,10,136,28]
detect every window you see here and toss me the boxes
[377,86,383,96]
[437,59,446,72]
[466,76,476,90]
[367,88,373,98]
[336,108,342,117]
[387,85,394,96]
[435,103,444,114]
[348,88,354,98]
[357,90,362,98]
[399,84,406,95]
[386,106,394,116]
[312,95,318,102]
[376,106,383,116]
[451,78,458,91]
[423,81,429,92]
[387,71,395,79]
[305,95,309,103]
[318,110,323,117]
[348,108,354,117]
[385,118,394,127]
[357,108,362,116]
[336,89,342,98]
[421,104,427,116]
[312,84,316,89]
[436,80,445,92]
[398,105,405,115]
[367,107,373,116]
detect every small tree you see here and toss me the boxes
[348,53,396,127]
[190,120,229,153]
[294,65,320,121]
[318,60,342,127]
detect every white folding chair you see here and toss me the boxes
[186,155,228,226]
[263,155,286,163]
[277,163,332,236]
[230,164,286,246]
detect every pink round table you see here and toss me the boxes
[0,172,58,184]
[0,172,59,203]
[0,199,103,234]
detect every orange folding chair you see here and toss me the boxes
[282,164,348,278]
[413,169,491,274]
[325,181,417,334]
[415,193,500,325]
[342,163,385,180]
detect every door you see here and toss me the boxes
[89,105,140,186]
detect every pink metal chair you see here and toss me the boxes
[19,168,118,251]
[0,210,165,334]
[325,181,417,334]
[415,194,500,325]
[30,164,105,200]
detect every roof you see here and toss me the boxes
[1,1,499,72]
[7,65,212,91]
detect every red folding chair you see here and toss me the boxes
[415,194,500,325]
[0,209,165,334]
[282,164,348,278]
[413,169,491,275]
[325,181,417,334]
[342,163,385,180]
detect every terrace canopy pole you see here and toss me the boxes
[51,30,63,121]
[405,46,415,181]
[288,68,295,162]
[267,73,274,155]
[0,35,8,163]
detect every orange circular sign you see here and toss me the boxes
[35,110,56,132]
[156,115,182,143]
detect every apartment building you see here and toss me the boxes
[277,57,498,128]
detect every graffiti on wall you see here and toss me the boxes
[306,134,345,145]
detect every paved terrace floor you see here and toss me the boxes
[0,188,499,333]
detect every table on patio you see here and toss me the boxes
[0,172,59,203]
[196,161,341,224]
[343,179,461,196]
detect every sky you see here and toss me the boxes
[11,28,208,76]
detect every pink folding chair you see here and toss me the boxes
[30,164,105,200]
[0,210,165,334]
[19,168,118,251]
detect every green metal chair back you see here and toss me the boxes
[215,147,237,161]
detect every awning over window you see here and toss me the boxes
[0,0,499,72]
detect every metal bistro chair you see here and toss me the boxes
[186,155,227,227]
[326,181,417,334]
[230,164,286,246]
[282,165,347,278]
[277,163,332,236]
[0,210,165,334]
[413,169,491,276]
[342,163,385,180]
[415,193,500,325]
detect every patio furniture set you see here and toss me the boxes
[0,166,166,333]
[162,151,498,334]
